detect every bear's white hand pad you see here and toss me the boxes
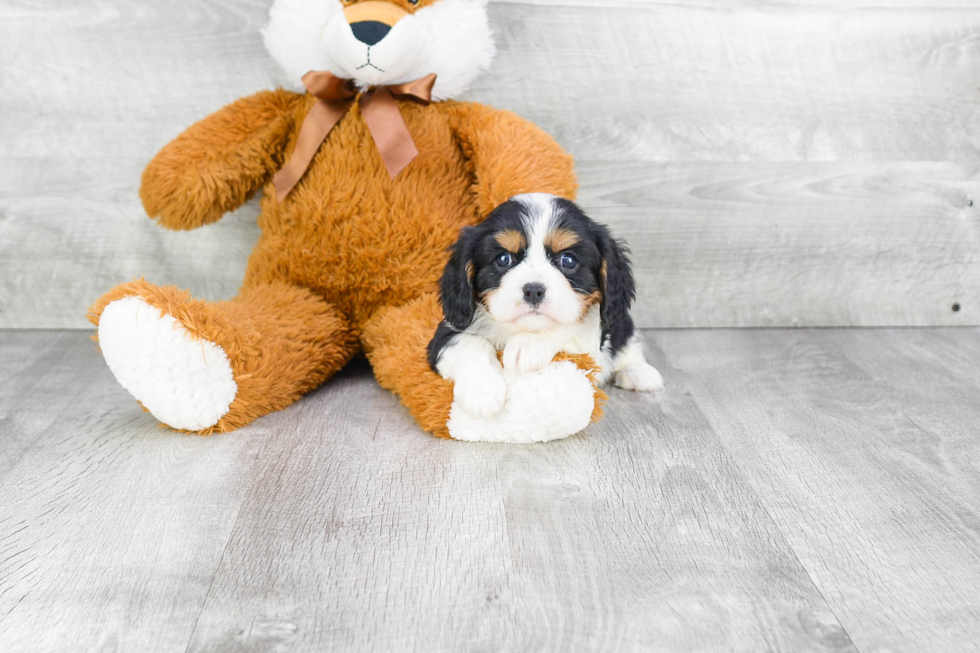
[447,360,595,444]
[453,366,507,419]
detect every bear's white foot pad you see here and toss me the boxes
[98,297,237,431]
[447,360,596,444]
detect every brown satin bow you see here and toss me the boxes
[273,70,437,201]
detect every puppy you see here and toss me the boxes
[428,193,663,418]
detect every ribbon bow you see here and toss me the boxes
[273,70,438,201]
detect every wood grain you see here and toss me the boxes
[476,4,980,163]
[3,329,980,650]
[655,327,980,652]
[0,333,275,653]
[0,331,860,652]
[2,0,979,328]
[0,331,98,480]
[583,161,980,327]
[185,360,852,652]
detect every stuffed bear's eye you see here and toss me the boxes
[558,252,578,270]
[495,252,514,269]
[408,0,419,4]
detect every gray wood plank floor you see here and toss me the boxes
[2,328,979,652]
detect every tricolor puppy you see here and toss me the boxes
[428,193,664,418]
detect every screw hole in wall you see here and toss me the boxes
[952,303,962,313]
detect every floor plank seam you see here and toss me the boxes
[681,383,866,653]
[645,331,866,653]
[180,423,292,652]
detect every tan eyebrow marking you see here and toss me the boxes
[494,229,526,253]
[545,227,580,252]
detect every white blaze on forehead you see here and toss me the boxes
[514,193,555,268]
[486,194,585,328]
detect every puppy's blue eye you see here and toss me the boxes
[495,252,514,268]
[559,253,578,269]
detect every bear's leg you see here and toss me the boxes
[361,294,603,443]
[88,280,358,433]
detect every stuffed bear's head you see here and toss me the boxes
[262,0,496,101]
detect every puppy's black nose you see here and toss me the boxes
[350,21,391,46]
[523,283,546,307]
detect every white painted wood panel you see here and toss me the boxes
[584,160,980,327]
[477,4,980,163]
[1,0,978,327]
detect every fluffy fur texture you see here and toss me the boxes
[89,279,358,434]
[262,0,496,101]
[89,0,599,440]
[362,294,605,440]
[429,193,664,418]
[447,355,606,444]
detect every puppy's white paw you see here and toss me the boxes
[453,368,508,418]
[502,334,561,375]
[615,361,665,392]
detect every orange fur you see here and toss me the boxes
[341,0,432,12]
[140,90,303,231]
[361,294,456,438]
[89,279,359,433]
[91,85,589,437]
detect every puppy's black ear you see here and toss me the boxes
[439,227,478,330]
[595,222,636,354]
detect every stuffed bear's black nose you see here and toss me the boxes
[523,283,546,307]
[350,21,391,46]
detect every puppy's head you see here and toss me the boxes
[440,193,635,334]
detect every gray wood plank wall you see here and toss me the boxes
[1,0,978,328]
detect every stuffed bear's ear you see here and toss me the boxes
[439,227,479,330]
[594,222,637,354]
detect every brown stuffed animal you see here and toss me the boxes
[88,0,604,442]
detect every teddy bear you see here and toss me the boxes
[87,0,604,442]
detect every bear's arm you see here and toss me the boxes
[140,89,305,230]
[442,101,578,216]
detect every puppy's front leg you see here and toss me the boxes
[502,333,563,376]
[435,334,508,417]
[611,337,664,392]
